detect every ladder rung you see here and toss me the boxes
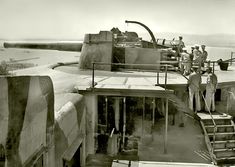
[202,117,232,120]
[217,156,235,161]
[205,125,234,128]
[214,148,235,152]
[211,140,235,144]
[208,132,235,136]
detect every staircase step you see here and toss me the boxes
[217,156,235,160]
[211,140,235,149]
[214,148,235,152]
[214,149,235,158]
[216,156,235,164]
[211,140,235,144]
[198,113,232,126]
[203,116,232,120]
[208,132,235,141]
[205,125,234,133]
[197,113,232,120]
[208,132,235,136]
[202,119,231,126]
[205,125,234,128]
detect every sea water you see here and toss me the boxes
[206,46,235,61]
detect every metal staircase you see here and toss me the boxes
[199,113,235,165]
[168,92,235,165]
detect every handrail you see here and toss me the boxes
[180,72,217,154]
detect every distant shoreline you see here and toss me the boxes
[186,43,235,49]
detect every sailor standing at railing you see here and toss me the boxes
[193,45,203,70]
[177,36,185,71]
[181,48,191,75]
[201,45,208,69]
[188,67,202,113]
[178,36,185,53]
[190,46,194,62]
[205,67,218,112]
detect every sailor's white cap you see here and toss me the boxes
[182,48,187,51]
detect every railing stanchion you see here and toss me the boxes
[231,52,233,65]
[164,65,168,90]
[92,62,95,88]
[164,98,169,154]
[212,62,215,74]
[157,71,159,85]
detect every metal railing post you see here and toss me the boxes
[105,97,108,131]
[92,62,95,88]
[157,71,159,85]
[231,52,234,65]
[142,97,145,137]
[212,62,215,74]
[152,98,156,126]
[164,98,169,154]
[164,65,168,90]
[123,97,126,149]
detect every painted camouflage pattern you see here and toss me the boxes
[0,76,54,167]
[54,93,85,167]
[0,76,86,167]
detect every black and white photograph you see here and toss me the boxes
[1,0,235,166]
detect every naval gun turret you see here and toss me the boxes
[79,21,178,71]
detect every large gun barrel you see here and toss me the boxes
[3,42,83,52]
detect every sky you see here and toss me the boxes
[0,0,235,40]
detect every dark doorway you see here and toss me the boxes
[33,155,43,167]
[112,47,125,70]
[63,146,81,167]
[71,146,81,167]
[215,89,221,101]
[0,144,5,167]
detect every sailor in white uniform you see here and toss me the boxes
[181,48,191,75]
[188,67,202,113]
[205,67,218,112]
